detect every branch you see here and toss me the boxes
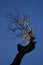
[10,36,36,65]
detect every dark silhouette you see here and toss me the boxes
[8,10,36,65]
[10,36,36,65]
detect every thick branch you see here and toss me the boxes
[10,36,36,65]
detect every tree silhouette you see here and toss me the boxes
[8,9,36,65]
[10,36,36,65]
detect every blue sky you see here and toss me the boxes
[0,0,43,65]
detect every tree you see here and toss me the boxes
[8,9,36,65]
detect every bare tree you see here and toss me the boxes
[8,9,36,65]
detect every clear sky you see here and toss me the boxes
[0,0,43,65]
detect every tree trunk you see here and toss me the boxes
[10,36,36,65]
